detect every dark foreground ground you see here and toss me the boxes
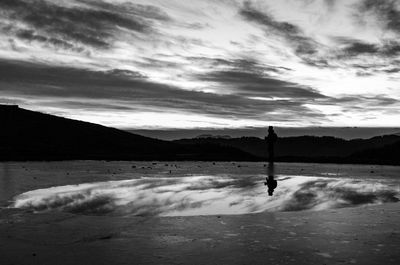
[1,203,399,265]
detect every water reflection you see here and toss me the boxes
[264,162,278,196]
[10,175,399,217]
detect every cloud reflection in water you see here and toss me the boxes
[11,175,399,216]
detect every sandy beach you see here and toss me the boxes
[1,202,399,265]
[1,161,399,265]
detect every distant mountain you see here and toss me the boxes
[195,134,232,139]
[175,135,400,158]
[348,141,400,165]
[174,134,400,165]
[129,127,400,141]
[0,105,259,161]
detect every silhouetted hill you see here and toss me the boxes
[174,134,400,165]
[0,105,259,161]
[175,135,400,157]
[348,141,400,165]
[196,134,231,139]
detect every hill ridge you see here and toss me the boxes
[0,105,259,161]
[1,105,399,165]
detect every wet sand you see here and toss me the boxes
[1,203,399,265]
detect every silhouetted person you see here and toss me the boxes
[265,126,278,163]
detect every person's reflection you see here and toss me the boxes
[264,162,277,196]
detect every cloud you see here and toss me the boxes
[0,59,327,122]
[11,28,84,52]
[79,0,172,22]
[0,0,399,128]
[333,37,400,58]
[12,176,400,216]
[238,1,400,70]
[384,68,400,73]
[358,0,400,34]
[186,56,292,73]
[5,58,395,127]
[329,95,399,107]
[297,0,337,9]
[344,41,379,55]
[0,0,168,49]
[239,1,319,57]
[197,70,326,99]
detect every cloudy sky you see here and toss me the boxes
[0,0,399,130]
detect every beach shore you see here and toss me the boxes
[1,202,399,265]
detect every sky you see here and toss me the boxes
[0,0,400,132]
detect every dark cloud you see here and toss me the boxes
[358,0,400,34]
[382,41,400,55]
[136,58,183,70]
[183,22,211,30]
[0,59,327,121]
[79,0,171,22]
[105,69,148,79]
[331,37,400,66]
[186,57,291,74]
[345,61,400,76]
[0,0,168,49]
[12,28,85,52]
[39,100,142,112]
[239,1,319,58]
[302,58,332,68]
[84,0,211,32]
[197,70,326,99]
[317,95,400,114]
[344,41,379,55]
[384,68,400,73]
[332,95,398,106]
[135,56,291,80]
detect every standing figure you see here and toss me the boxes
[265,126,278,163]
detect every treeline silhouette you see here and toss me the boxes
[1,105,399,165]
